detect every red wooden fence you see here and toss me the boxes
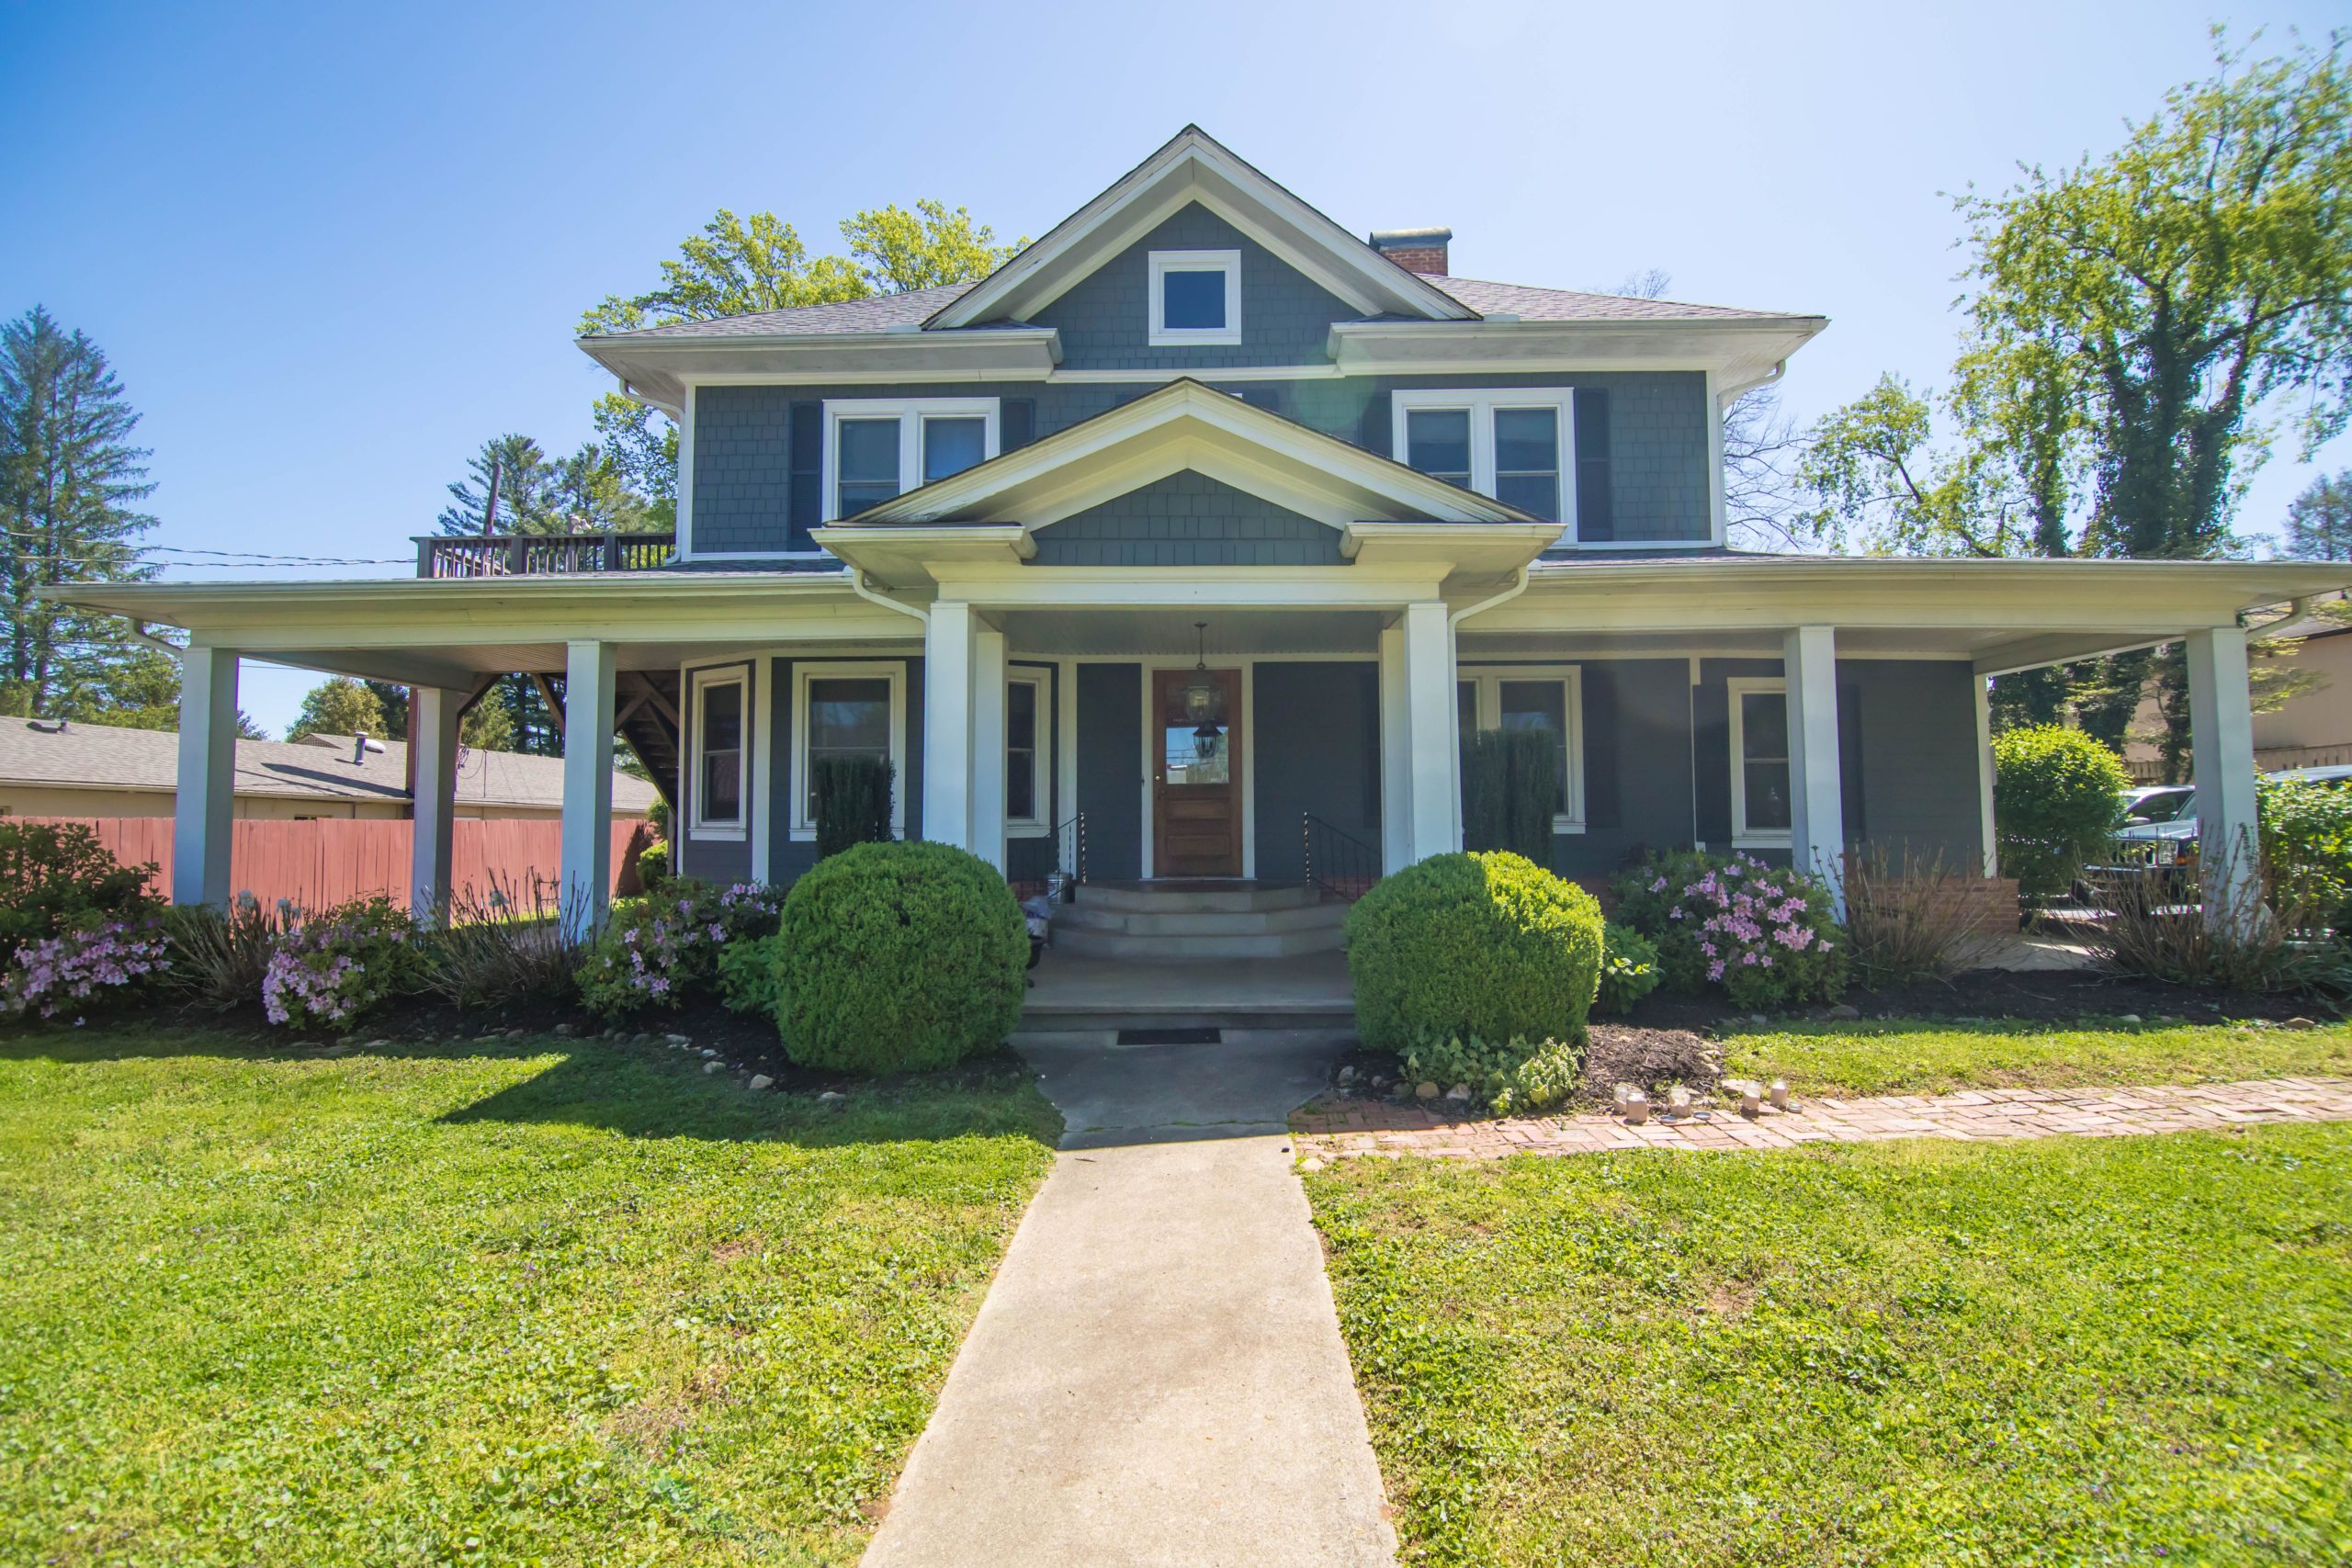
[24,817,639,915]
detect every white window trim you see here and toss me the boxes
[1005,667,1051,838]
[820,398,1001,523]
[1391,387,1578,545]
[1148,249,1243,346]
[688,667,750,841]
[790,661,908,842]
[1457,665,1586,833]
[1727,675,1792,850]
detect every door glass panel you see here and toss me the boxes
[834,418,900,515]
[1498,679,1570,814]
[1406,409,1472,488]
[1163,724,1228,784]
[922,416,987,483]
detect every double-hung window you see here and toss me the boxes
[791,662,906,840]
[1148,249,1242,346]
[690,668,749,840]
[1393,389,1577,538]
[1454,667,1586,832]
[1005,668,1051,836]
[821,399,1000,520]
[1727,677,1792,848]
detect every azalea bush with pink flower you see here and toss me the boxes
[261,897,421,1031]
[575,876,787,1017]
[1611,850,1846,1010]
[1,916,171,1021]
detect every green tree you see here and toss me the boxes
[577,200,1023,532]
[2279,468,2352,559]
[0,307,160,716]
[360,679,514,750]
[287,677,389,742]
[436,434,555,536]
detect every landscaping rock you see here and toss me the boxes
[2283,1016,2319,1031]
[2119,1013,2143,1025]
[1826,1003,1860,1020]
[668,1033,694,1047]
[1748,1013,1770,1027]
[358,1038,390,1051]
[552,1023,575,1038]
[699,1048,718,1059]
[1414,1081,1440,1100]
[320,1043,353,1058]
[818,1089,845,1103]
[702,1061,721,1075]
[1296,1156,1326,1174]
[747,1074,774,1091]
[1444,1083,1471,1102]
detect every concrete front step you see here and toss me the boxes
[1078,881,1316,916]
[1053,902,1346,939]
[1050,924,1346,961]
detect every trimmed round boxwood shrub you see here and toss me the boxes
[774,840,1027,1074]
[1343,850,1604,1053]
[1992,724,2130,899]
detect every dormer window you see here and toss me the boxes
[1148,249,1242,346]
[821,398,1001,520]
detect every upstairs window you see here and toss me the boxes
[821,399,1000,520]
[1393,389,1577,537]
[1148,249,1242,346]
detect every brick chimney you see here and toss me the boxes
[1369,227,1452,276]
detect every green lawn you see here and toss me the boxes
[0,1026,1059,1567]
[1310,1126,2352,1566]
[1723,1018,2352,1100]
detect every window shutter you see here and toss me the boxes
[786,400,821,552]
[1001,398,1035,452]
[1582,668,1618,829]
[1574,389,1612,542]
[1359,395,1390,458]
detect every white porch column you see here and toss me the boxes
[923,600,975,848]
[408,684,462,924]
[969,625,1007,871]
[1973,674,1998,878]
[1402,600,1459,862]
[1377,623,1411,871]
[1783,625,1846,915]
[172,643,239,908]
[2187,626,2260,931]
[560,641,616,938]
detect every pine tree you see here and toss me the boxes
[0,307,160,716]
[2280,470,2352,560]
[435,434,557,536]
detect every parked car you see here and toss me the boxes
[2088,765,2352,889]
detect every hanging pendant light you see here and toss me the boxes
[1184,621,1223,738]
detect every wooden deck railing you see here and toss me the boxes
[415,530,676,579]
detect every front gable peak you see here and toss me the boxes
[925,127,1477,331]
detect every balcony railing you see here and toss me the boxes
[415,530,677,579]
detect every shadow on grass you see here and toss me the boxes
[0,1021,1062,1153]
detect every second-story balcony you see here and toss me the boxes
[415,530,679,579]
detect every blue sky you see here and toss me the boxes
[2,0,2345,735]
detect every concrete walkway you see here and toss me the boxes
[863,1032,1396,1568]
[1293,1075,2352,1161]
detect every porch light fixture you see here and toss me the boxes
[1184,621,1223,738]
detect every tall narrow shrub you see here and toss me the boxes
[812,755,895,858]
[1463,728,1560,865]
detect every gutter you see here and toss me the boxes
[845,567,928,626]
[1717,359,1787,405]
[1448,565,1532,632]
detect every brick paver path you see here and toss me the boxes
[1290,1076,2352,1161]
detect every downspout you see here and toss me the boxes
[845,566,928,626]
[1444,565,1533,842]
[1716,359,1787,409]
[129,620,184,661]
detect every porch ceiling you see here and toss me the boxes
[1002,608,1387,656]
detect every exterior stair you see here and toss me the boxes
[1048,880,1347,961]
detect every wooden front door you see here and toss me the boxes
[1151,667,1244,877]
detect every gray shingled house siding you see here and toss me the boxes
[1251,662,1381,882]
[1026,202,1360,371]
[1544,658,1696,878]
[692,368,1709,556]
[1031,472,1346,566]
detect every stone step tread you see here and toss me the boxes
[1051,904,1346,937]
[1050,927,1347,961]
[1078,884,1315,915]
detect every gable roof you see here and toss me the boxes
[828,378,1539,532]
[1423,276,1809,323]
[0,717,660,813]
[924,126,1478,330]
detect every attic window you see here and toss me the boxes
[1148,250,1241,346]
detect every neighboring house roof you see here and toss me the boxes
[0,716,659,812]
[611,283,973,341]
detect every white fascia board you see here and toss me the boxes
[1328,317,1827,379]
[574,329,1060,406]
[928,129,1474,329]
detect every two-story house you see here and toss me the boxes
[55,128,2346,941]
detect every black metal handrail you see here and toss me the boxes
[1303,813,1380,903]
[1007,812,1085,902]
[415,529,677,579]
[1053,812,1086,898]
